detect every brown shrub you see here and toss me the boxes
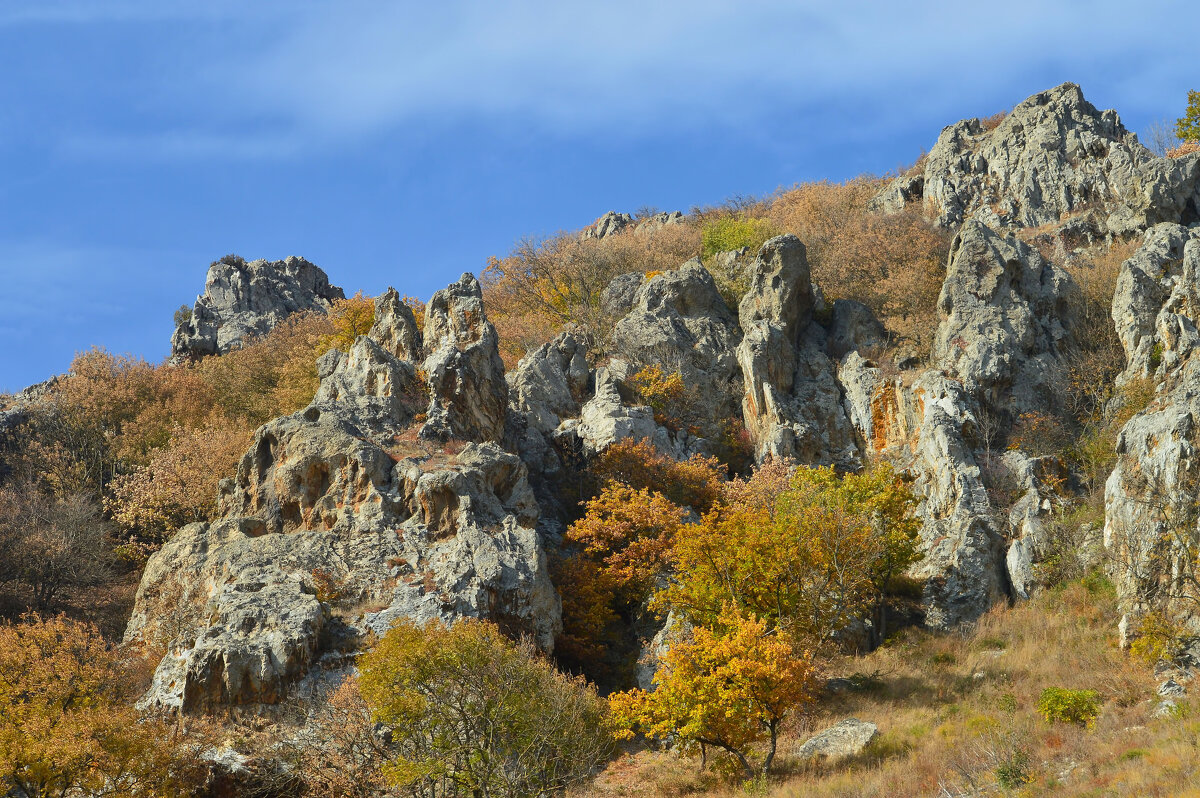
[482,223,701,365]
[766,179,951,350]
[107,416,254,556]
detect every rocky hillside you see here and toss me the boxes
[3,81,1200,796]
[110,82,1200,711]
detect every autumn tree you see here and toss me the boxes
[317,292,377,354]
[0,478,112,612]
[567,483,688,601]
[106,417,254,558]
[660,463,920,647]
[0,615,182,797]
[609,608,819,778]
[357,619,613,798]
[591,438,724,514]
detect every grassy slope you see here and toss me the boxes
[580,580,1200,797]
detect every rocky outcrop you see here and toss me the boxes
[369,287,423,363]
[1107,151,1200,237]
[873,83,1154,230]
[736,235,860,466]
[420,274,508,443]
[581,210,684,240]
[172,256,344,358]
[128,276,559,713]
[933,221,1076,417]
[1105,224,1200,630]
[611,261,743,434]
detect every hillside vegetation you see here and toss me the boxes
[1,83,1199,797]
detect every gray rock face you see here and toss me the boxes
[873,83,1153,230]
[600,272,646,319]
[840,365,1007,628]
[420,274,508,443]
[1108,151,1200,237]
[172,256,344,358]
[735,236,859,466]
[933,221,1076,416]
[1105,224,1200,630]
[611,260,743,433]
[795,718,878,760]
[507,333,589,436]
[581,210,684,240]
[128,277,558,713]
[312,337,426,440]
[369,287,423,363]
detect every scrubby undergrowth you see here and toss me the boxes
[580,580,1194,798]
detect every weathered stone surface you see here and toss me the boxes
[129,275,558,713]
[1112,224,1200,382]
[827,299,888,360]
[420,273,508,443]
[933,221,1075,417]
[1105,225,1200,631]
[1108,151,1200,237]
[600,272,645,319]
[736,236,860,466]
[795,718,878,760]
[369,287,423,363]
[581,210,684,240]
[312,336,425,439]
[873,83,1153,230]
[172,256,344,358]
[612,260,743,433]
[508,333,590,436]
[576,365,659,456]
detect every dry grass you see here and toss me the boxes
[576,582,1197,797]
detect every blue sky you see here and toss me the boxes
[0,0,1195,392]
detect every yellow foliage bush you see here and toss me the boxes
[609,607,820,778]
[358,619,613,797]
[0,615,184,796]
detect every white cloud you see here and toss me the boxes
[18,0,1195,158]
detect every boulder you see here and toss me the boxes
[795,718,879,760]
[507,333,589,436]
[172,255,344,358]
[872,83,1154,230]
[420,273,508,443]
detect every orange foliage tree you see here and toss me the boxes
[0,615,183,797]
[661,463,920,647]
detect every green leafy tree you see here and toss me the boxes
[1176,89,1200,142]
[357,619,613,798]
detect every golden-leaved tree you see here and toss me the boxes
[661,463,920,647]
[609,608,820,778]
[0,615,184,797]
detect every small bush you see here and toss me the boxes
[1037,687,1101,728]
[995,748,1032,789]
[1129,611,1189,665]
[173,304,192,327]
[700,216,779,258]
[358,618,613,798]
